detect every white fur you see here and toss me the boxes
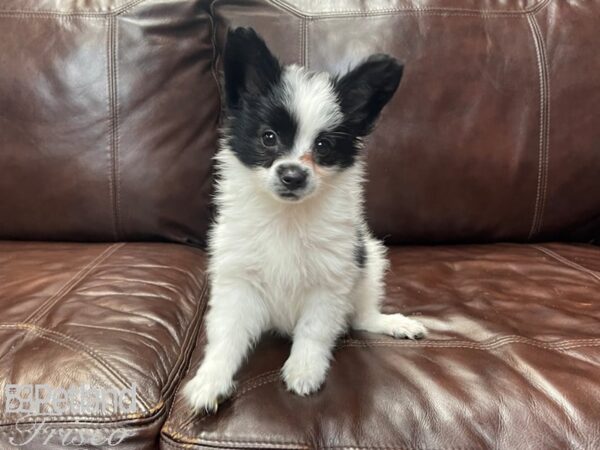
[184,67,426,414]
[282,65,343,156]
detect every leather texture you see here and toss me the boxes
[0,0,218,245]
[0,242,208,449]
[162,243,600,450]
[212,0,600,244]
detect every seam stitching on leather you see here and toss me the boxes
[105,17,116,238]
[114,15,122,238]
[0,0,147,17]
[296,12,303,67]
[23,244,122,324]
[532,245,600,283]
[107,15,121,239]
[340,340,600,350]
[302,16,308,67]
[526,13,549,240]
[0,13,105,20]
[530,15,550,236]
[267,0,551,19]
[0,407,163,429]
[31,243,124,323]
[0,322,152,415]
[162,431,310,449]
[163,274,213,433]
[305,17,310,68]
[161,274,210,405]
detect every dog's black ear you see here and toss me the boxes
[335,54,403,136]
[223,27,282,109]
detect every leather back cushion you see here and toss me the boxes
[0,0,218,244]
[2,0,599,245]
[213,0,600,244]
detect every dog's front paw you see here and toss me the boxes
[183,370,234,415]
[384,313,427,339]
[282,353,328,396]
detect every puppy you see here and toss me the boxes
[184,27,426,414]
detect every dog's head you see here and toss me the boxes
[222,27,403,203]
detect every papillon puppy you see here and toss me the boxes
[184,27,426,414]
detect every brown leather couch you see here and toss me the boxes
[1,1,599,449]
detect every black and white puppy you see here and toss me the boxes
[184,27,426,413]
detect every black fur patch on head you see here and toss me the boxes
[312,54,403,170]
[334,54,403,137]
[223,28,298,168]
[313,126,360,169]
[227,94,298,168]
[223,27,282,110]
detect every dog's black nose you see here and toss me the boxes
[277,164,307,190]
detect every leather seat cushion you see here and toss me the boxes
[161,243,600,450]
[0,242,208,450]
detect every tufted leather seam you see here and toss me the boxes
[303,11,543,22]
[530,15,550,236]
[532,245,600,283]
[342,336,600,347]
[162,276,212,432]
[161,274,210,402]
[105,16,116,239]
[107,15,121,239]
[526,14,550,240]
[0,0,147,17]
[0,13,105,20]
[162,429,483,449]
[527,16,544,239]
[340,340,600,351]
[301,15,308,67]
[113,13,123,238]
[268,0,552,19]
[0,405,164,428]
[0,323,152,416]
[161,431,310,449]
[342,334,600,348]
[305,17,311,68]
[23,244,123,324]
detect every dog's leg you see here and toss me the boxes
[351,238,426,339]
[282,289,350,396]
[183,280,268,414]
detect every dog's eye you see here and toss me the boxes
[314,138,331,154]
[261,130,278,147]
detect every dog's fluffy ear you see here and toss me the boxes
[224,27,282,109]
[335,54,403,136]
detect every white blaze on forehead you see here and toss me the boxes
[281,65,342,156]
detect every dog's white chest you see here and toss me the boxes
[214,214,357,333]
